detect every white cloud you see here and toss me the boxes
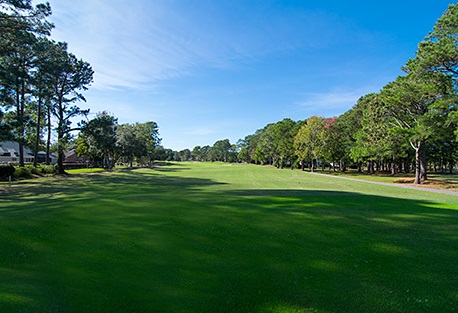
[47,0,365,91]
[294,86,379,117]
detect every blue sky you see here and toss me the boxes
[46,0,454,150]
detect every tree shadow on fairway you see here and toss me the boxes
[142,188,455,313]
[0,172,457,312]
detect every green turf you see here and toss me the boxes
[319,168,458,188]
[66,167,105,174]
[1,162,457,312]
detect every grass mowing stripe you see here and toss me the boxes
[0,162,457,312]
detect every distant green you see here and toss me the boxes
[1,162,457,312]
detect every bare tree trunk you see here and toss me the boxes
[414,149,421,184]
[420,145,427,181]
[46,102,51,165]
[34,98,42,167]
[17,83,25,167]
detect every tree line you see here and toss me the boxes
[170,4,458,185]
[0,0,93,173]
[0,1,161,173]
[2,2,457,184]
[76,112,160,168]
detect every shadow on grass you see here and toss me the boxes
[0,169,457,312]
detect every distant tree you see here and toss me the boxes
[191,145,201,161]
[153,145,167,161]
[116,123,141,167]
[294,116,327,172]
[274,118,299,169]
[237,137,251,163]
[135,121,161,165]
[210,139,231,162]
[200,145,211,161]
[348,94,378,172]
[324,116,350,171]
[254,124,277,165]
[78,111,118,168]
[245,130,263,164]
[228,143,238,163]
[178,149,191,161]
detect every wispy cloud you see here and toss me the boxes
[48,0,371,91]
[293,86,379,117]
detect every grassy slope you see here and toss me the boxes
[0,162,457,312]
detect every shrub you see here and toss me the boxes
[25,164,41,175]
[40,164,57,175]
[0,164,15,179]
[13,166,33,179]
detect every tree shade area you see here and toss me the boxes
[1,2,458,312]
[0,163,457,312]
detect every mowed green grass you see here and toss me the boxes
[0,162,457,312]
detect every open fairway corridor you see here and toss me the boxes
[1,163,457,312]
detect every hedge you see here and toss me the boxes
[0,164,15,179]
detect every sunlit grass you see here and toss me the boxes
[319,168,458,188]
[66,167,105,174]
[0,163,457,312]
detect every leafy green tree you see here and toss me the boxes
[30,37,54,166]
[178,149,191,162]
[236,137,251,163]
[255,123,283,166]
[228,143,238,163]
[0,1,52,48]
[0,22,36,166]
[0,109,11,140]
[274,118,299,169]
[115,122,160,166]
[379,74,452,183]
[191,145,201,161]
[78,111,118,168]
[210,139,231,162]
[116,123,141,167]
[46,41,93,174]
[200,145,211,161]
[153,145,167,161]
[294,116,327,172]
[245,128,264,164]
[326,115,353,171]
[135,121,161,165]
[0,0,52,166]
[348,94,378,172]
[404,3,458,140]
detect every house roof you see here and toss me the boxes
[0,141,57,159]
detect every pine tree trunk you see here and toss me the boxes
[420,145,427,181]
[391,157,396,175]
[414,146,421,185]
[46,103,52,165]
[34,98,42,167]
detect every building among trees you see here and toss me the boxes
[0,141,57,164]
